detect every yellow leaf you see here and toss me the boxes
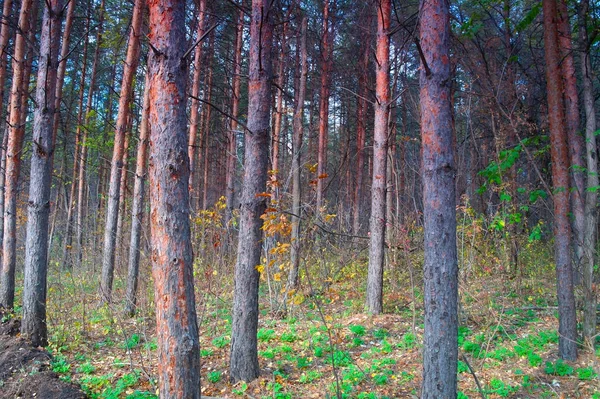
[273,273,281,282]
[256,265,264,274]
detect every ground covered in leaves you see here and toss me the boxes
[2,245,600,398]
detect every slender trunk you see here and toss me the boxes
[116,123,131,266]
[419,0,458,395]
[0,0,36,309]
[62,10,90,269]
[125,73,150,317]
[76,8,104,268]
[578,0,598,346]
[271,21,288,186]
[148,0,200,396]
[557,0,585,282]
[0,0,13,128]
[21,0,63,346]
[100,0,144,303]
[288,15,307,289]
[201,36,214,210]
[353,8,372,236]
[542,0,578,361]
[226,8,243,223]
[230,0,273,383]
[315,0,333,214]
[187,0,206,209]
[366,0,390,315]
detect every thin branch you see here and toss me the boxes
[189,94,252,135]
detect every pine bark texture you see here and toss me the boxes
[419,0,459,395]
[0,0,35,308]
[125,73,150,317]
[100,0,144,303]
[21,0,63,346]
[542,0,578,361]
[366,0,390,315]
[230,0,274,383]
[147,0,201,396]
[577,0,597,346]
[288,15,308,289]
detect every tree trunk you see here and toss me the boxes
[225,8,243,223]
[271,20,288,189]
[125,73,150,317]
[21,0,63,346]
[147,0,201,396]
[230,0,273,383]
[542,0,578,361]
[188,0,206,209]
[0,0,14,133]
[419,0,459,395]
[100,0,144,303]
[0,0,35,309]
[315,0,333,214]
[578,0,598,347]
[557,0,585,284]
[352,7,372,236]
[288,15,307,289]
[366,0,390,315]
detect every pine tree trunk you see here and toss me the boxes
[21,0,63,346]
[578,0,598,347]
[125,73,150,317]
[366,0,390,315]
[0,0,13,134]
[148,0,201,396]
[187,0,206,209]
[100,0,143,303]
[542,0,578,361]
[419,0,459,395]
[0,0,36,309]
[230,0,273,383]
[288,15,307,289]
[226,8,243,223]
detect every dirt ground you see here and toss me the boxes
[0,311,87,399]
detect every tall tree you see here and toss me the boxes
[578,0,598,346]
[288,13,308,289]
[21,0,63,346]
[230,0,274,383]
[0,0,36,309]
[100,0,144,303]
[125,73,150,317]
[366,0,391,315]
[225,7,244,223]
[147,0,201,396]
[188,0,206,207]
[542,0,578,361]
[419,0,459,395]
[315,0,333,214]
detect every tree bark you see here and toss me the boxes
[125,73,150,317]
[225,8,244,223]
[419,0,459,395]
[0,0,35,309]
[557,0,585,283]
[578,0,597,347]
[230,0,274,383]
[21,0,63,347]
[542,0,578,361]
[315,0,333,214]
[188,0,206,209]
[288,15,307,289]
[366,0,390,315]
[100,0,144,303]
[147,0,201,396]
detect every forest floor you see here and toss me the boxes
[2,243,600,399]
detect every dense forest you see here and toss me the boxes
[0,0,598,397]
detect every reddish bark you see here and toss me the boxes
[100,0,144,303]
[147,0,201,396]
[0,0,36,308]
[315,0,334,214]
[188,0,206,207]
[542,0,577,361]
[230,0,273,383]
[366,0,390,315]
[419,0,459,395]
